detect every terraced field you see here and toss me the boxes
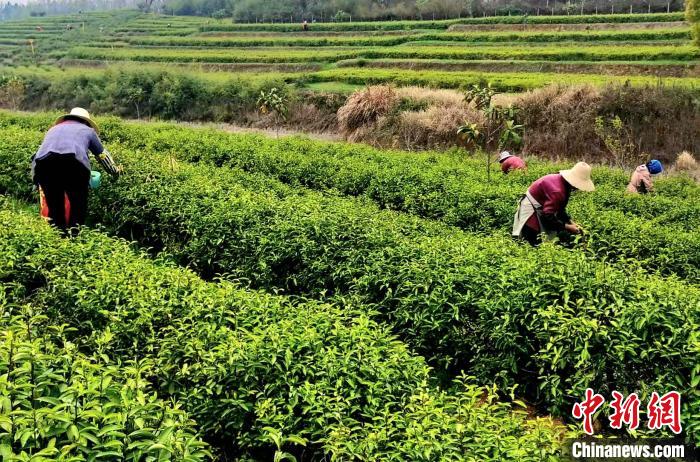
[1,10,698,92]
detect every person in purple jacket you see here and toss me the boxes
[512,162,595,246]
[498,151,527,174]
[31,108,119,233]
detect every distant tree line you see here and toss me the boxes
[0,0,686,22]
[0,0,140,21]
[162,0,686,22]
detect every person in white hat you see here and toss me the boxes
[512,162,595,246]
[498,151,526,174]
[31,107,119,234]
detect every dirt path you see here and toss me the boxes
[134,119,343,142]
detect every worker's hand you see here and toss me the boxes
[565,223,582,235]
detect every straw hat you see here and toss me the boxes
[498,151,513,163]
[55,107,98,132]
[560,162,595,192]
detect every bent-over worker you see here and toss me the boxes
[512,162,595,246]
[627,159,663,194]
[31,107,119,234]
[499,151,526,174]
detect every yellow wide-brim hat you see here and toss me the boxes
[560,162,595,192]
[55,107,98,132]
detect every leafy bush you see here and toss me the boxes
[65,43,700,64]
[0,206,566,460]
[1,113,698,281]
[0,291,209,459]
[2,122,697,442]
[688,0,700,46]
[198,12,686,32]
[125,28,690,47]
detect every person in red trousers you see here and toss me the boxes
[31,107,120,235]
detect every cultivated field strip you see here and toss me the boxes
[0,203,565,460]
[65,43,700,64]
[123,28,692,47]
[0,260,210,458]
[197,12,687,33]
[304,67,700,90]
[0,123,698,444]
[2,112,698,281]
[3,11,698,90]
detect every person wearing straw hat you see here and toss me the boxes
[512,162,595,246]
[31,107,120,234]
[627,159,663,194]
[498,151,526,174]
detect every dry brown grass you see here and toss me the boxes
[337,85,485,150]
[397,103,485,150]
[337,85,399,135]
[673,151,698,171]
[671,151,700,181]
[516,85,603,160]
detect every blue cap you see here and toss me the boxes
[646,160,663,175]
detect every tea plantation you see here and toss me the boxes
[0,5,698,460]
[0,10,698,95]
[0,111,698,459]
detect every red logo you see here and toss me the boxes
[609,391,640,431]
[572,390,682,435]
[647,391,682,434]
[572,388,605,435]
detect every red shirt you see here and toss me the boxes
[525,174,571,231]
[500,156,526,174]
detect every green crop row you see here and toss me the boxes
[357,44,700,62]
[125,28,690,47]
[65,43,700,64]
[412,12,688,25]
[0,274,209,458]
[0,203,565,460]
[2,112,698,281]
[306,66,700,91]
[103,120,700,282]
[64,45,359,63]
[1,123,697,442]
[199,12,686,32]
[113,28,201,36]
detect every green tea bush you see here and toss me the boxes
[0,294,210,459]
[125,28,690,47]
[453,12,686,25]
[0,206,565,460]
[1,113,698,281]
[305,67,700,92]
[689,0,700,46]
[198,13,686,33]
[88,150,700,440]
[92,118,700,282]
[65,43,700,64]
[3,125,697,440]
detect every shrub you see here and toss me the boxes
[0,294,209,459]
[688,0,700,46]
[516,84,700,164]
[0,206,566,460]
[2,113,698,281]
[4,124,699,438]
[339,85,485,149]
